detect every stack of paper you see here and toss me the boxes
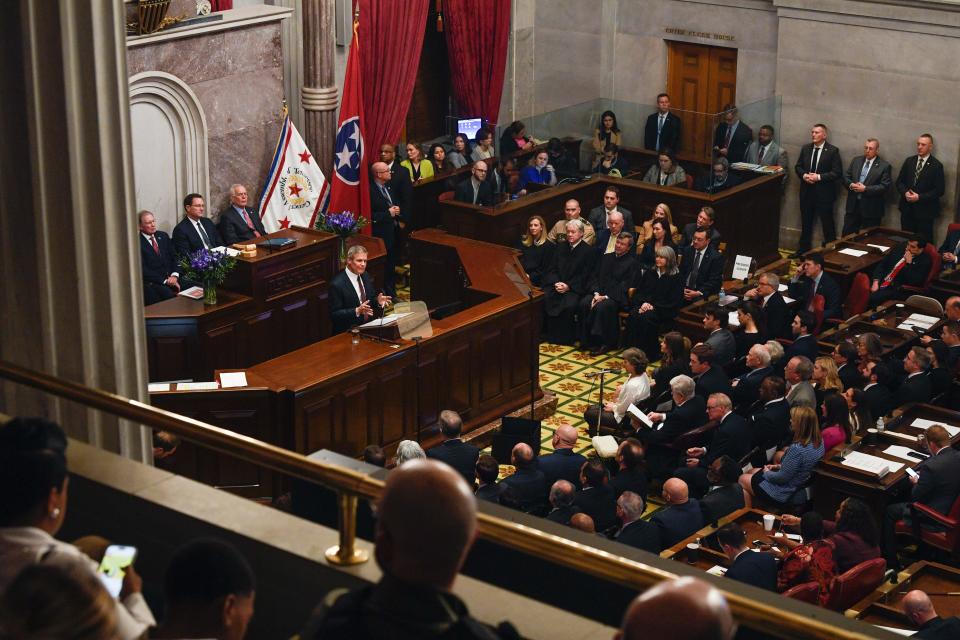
[176,381,220,391]
[841,451,904,476]
[911,418,960,438]
[219,372,248,388]
[882,445,922,462]
[838,248,868,258]
[627,404,654,429]
[778,283,789,292]
[866,244,891,252]
[718,294,739,307]
[706,565,727,576]
[897,313,940,331]
[728,311,741,327]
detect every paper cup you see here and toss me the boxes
[763,514,776,531]
[866,428,878,445]
[686,543,700,564]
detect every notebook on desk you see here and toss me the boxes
[259,237,296,249]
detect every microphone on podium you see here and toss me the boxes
[584,368,620,379]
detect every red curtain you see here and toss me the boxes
[443,0,511,126]
[211,0,233,11]
[358,0,430,153]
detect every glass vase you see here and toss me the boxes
[339,236,348,268]
[203,277,217,305]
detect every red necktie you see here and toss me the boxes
[151,235,160,255]
[357,277,371,319]
[881,259,906,288]
[241,209,261,238]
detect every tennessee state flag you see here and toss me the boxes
[258,115,329,232]
[325,20,371,234]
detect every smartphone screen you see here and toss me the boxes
[97,545,137,598]
[905,467,919,479]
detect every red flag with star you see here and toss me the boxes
[325,18,370,234]
[257,115,330,233]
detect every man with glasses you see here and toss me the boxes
[744,272,790,339]
[218,183,266,244]
[370,161,404,297]
[172,193,223,259]
[696,157,740,194]
[453,161,494,206]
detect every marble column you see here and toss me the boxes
[301,0,339,179]
[0,0,152,462]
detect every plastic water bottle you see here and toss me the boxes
[876,416,885,433]
[719,286,726,304]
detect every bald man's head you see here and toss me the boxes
[511,442,535,468]
[662,478,689,505]
[375,460,476,590]
[569,512,595,533]
[553,425,578,449]
[903,590,938,627]
[616,577,735,640]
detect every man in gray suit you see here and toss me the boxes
[784,356,816,409]
[587,185,634,236]
[744,125,788,169]
[841,137,892,235]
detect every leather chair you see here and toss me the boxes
[904,294,943,317]
[811,294,825,335]
[844,273,871,320]
[666,419,719,453]
[894,492,960,557]
[823,557,886,612]
[438,190,455,201]
[782,581,820,604]
[901,242,941,295]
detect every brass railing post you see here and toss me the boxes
[324,491,368,566]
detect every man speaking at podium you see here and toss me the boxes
[329,244,391,335]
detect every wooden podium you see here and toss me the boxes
[144,227,386,382]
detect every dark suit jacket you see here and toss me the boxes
[545,504,580,525]
[537,448,587,489]
[695,366,732,400]
[939,230,960,269]
[328,269,376,335]
[454,176,494,206]
[427,439,480,488]
[644,396,707,446]
[140,231,179,285]
[862,383,892,422]
[501,467,548,510]
[632,269,683,317]
[615,519,661,553]
[725,549,778,591]
[543,241,596,316]
[588,206,634,238]
[644,112,682,152]
[589,251,637,308]
[788,272,842,321]
[573,485,618,531]
[892,372,932,409]
[695,171,742,194]
[680,223,721,250]
[795,142,843,204]
[369,180,400,249]
[914,616,960,640]
[651,499,703,548]
[172,216,223,259]
[783,334,818,364]
[871,242,932,290]
[713,121,752,164]
[679,245,724,298]
[705,329,736,366]
[837,363,864,391]
[702,413,751,467]
[843,155,892,218]
[475,483,502,503]
[896,155,945,221]
[732,366,773,408]
[748,398,791,451]
[610,467,648,503]
[756,291,791,340]
[218,206,266,244]
[700,484,745,524]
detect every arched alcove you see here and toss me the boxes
[129,71,210,233]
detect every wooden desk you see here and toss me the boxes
[805,227,905,296]
[150,231,543,494]
[931,267,960,303]
[438,173,785,271]
[144,228,385,382]
[817,300,941,357]
[811,404,960,517]
[661,508,781,573]
[848,561,960,626]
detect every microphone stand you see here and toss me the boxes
[595,368,608,438]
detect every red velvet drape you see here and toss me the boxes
[357,0,430,153]
[443,0,511,126]
[211,0,233,11]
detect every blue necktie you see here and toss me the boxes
[859,159,872,183]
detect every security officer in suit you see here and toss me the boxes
[896,133,945,242]
[369,161,405,297]
[218,183,266,244]
[138,210,183,305]
[841,138,892,235]
[712,105,752,164]
[794,123,843,255]
[643,93,682,152]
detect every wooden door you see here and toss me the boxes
[667,42,738,161]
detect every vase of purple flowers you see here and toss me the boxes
[178,248,237,306]
[315,210,369,267]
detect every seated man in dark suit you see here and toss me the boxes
[680,228,725,303]
[542,219,596,345]
[832,341,865,390]
[787,253,841,322]
[613,491,660,553]
[695,157,741,194]
[860,360,894,422]
[641,375,707,479]
[699,456,746,525]
[537,425,587,489]
[731,344,773,409]
[218,183,266,244]
[328,245,390,335]
[782,311,819,366]
[544,480,580,525]
[680,207,722,249]
[474,455,502,503]
[868,236,932,307]
[892,346,933,407]
[883,425,960,569]
[138,210,182,305]
[743,272,791,339]
[673,393,750,498]
[426,410,480,488]
[454,161,494,206]
[587,185,634,239]
[610,438,648,504]
[592,142,630,176]
[579,230,636,354]
[172,193,224,259]
[573,459,618,532]
[717,523,777,591]
[650,478,703,549]
[690,344,732,400]
[938,226,960,271]
[702,305,736,366]
[904,589,960,639]
[747,377,791,461]
[500,443,547,512]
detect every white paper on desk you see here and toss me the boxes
[627,404,653,428]
[841,451,904,475]
[907,313,939,327]
[867,244,891,253]
[778,283,788,292]
[872,625,913,637]
[911,418,960,437]
[782,296,795,304]
[705,565,727,576]
[718,294,739,307]
[178,286,204,299]
[219,372,248,388]
[225,248,241,257]
[731,255,752,280]
[727,311,741,328]
[176,381,219,391]
[147,383,170,392]
[882,445,923,462]
[838,248,869,258]
[730,162,762,171]
[358,312,413,328]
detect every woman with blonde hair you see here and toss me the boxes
[813,356,843,406]
[739,406,824,508]
[514,215,554,287]
[400,142,434,183]
[638,202,679,247]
